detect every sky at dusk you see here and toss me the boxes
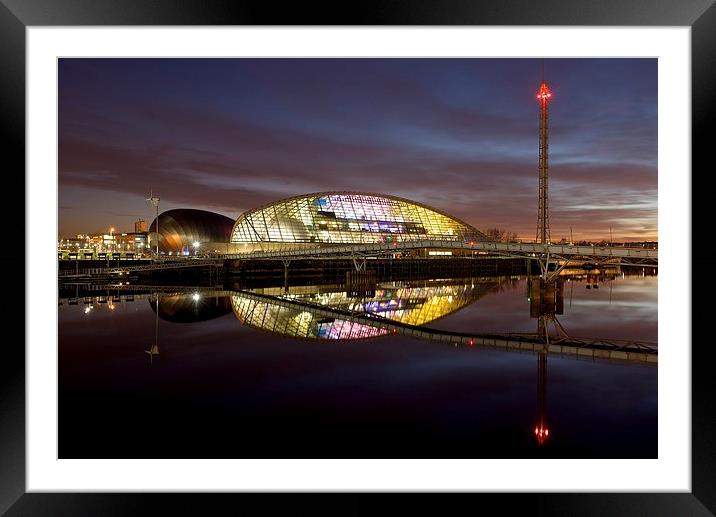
[58,58,657,241]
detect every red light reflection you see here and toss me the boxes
[534,424,550,445]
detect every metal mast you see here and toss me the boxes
[536,63,553,244]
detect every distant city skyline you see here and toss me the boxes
[58,58,657,241]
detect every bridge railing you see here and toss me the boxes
[219,239,658,260]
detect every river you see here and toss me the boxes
[58,268,657,458]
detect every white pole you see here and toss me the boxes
[156,203,159,256]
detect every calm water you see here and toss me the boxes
[58,269,657,458]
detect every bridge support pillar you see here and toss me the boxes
[346,269,376,296]
[535,252,570,284]
[352,256,366,272]
[282,259,291,292]
[538,251,551,281]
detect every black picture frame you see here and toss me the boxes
[2,0,711,514]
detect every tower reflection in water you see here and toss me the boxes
[528,278,565,446]
[526,267,623,445]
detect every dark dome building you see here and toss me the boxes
[148,208,235,254]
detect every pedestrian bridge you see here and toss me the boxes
[57,240,657,281]
[223,239,657,266]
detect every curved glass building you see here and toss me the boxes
[149,208,235,254]
[230,192,485,252]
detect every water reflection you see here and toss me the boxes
[524,271,645,446]
[58,268,657,458]
[231,278,500,341]
[151,292,233,323]
[528,278,562,446]
[145,295,160,365]
[144,276,578,444]
[133,271,656,357]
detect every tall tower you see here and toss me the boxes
[536,66,553,244]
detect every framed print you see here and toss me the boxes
[2,0,712,514]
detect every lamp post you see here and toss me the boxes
[147,191,160,257]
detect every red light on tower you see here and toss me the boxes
[536,82,553,102]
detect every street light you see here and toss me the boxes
[193,241,200,256]
[146,190,160,257]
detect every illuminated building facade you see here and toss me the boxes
[115,232,148,254]
[230,192,485,253]
[58,232,148,258]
